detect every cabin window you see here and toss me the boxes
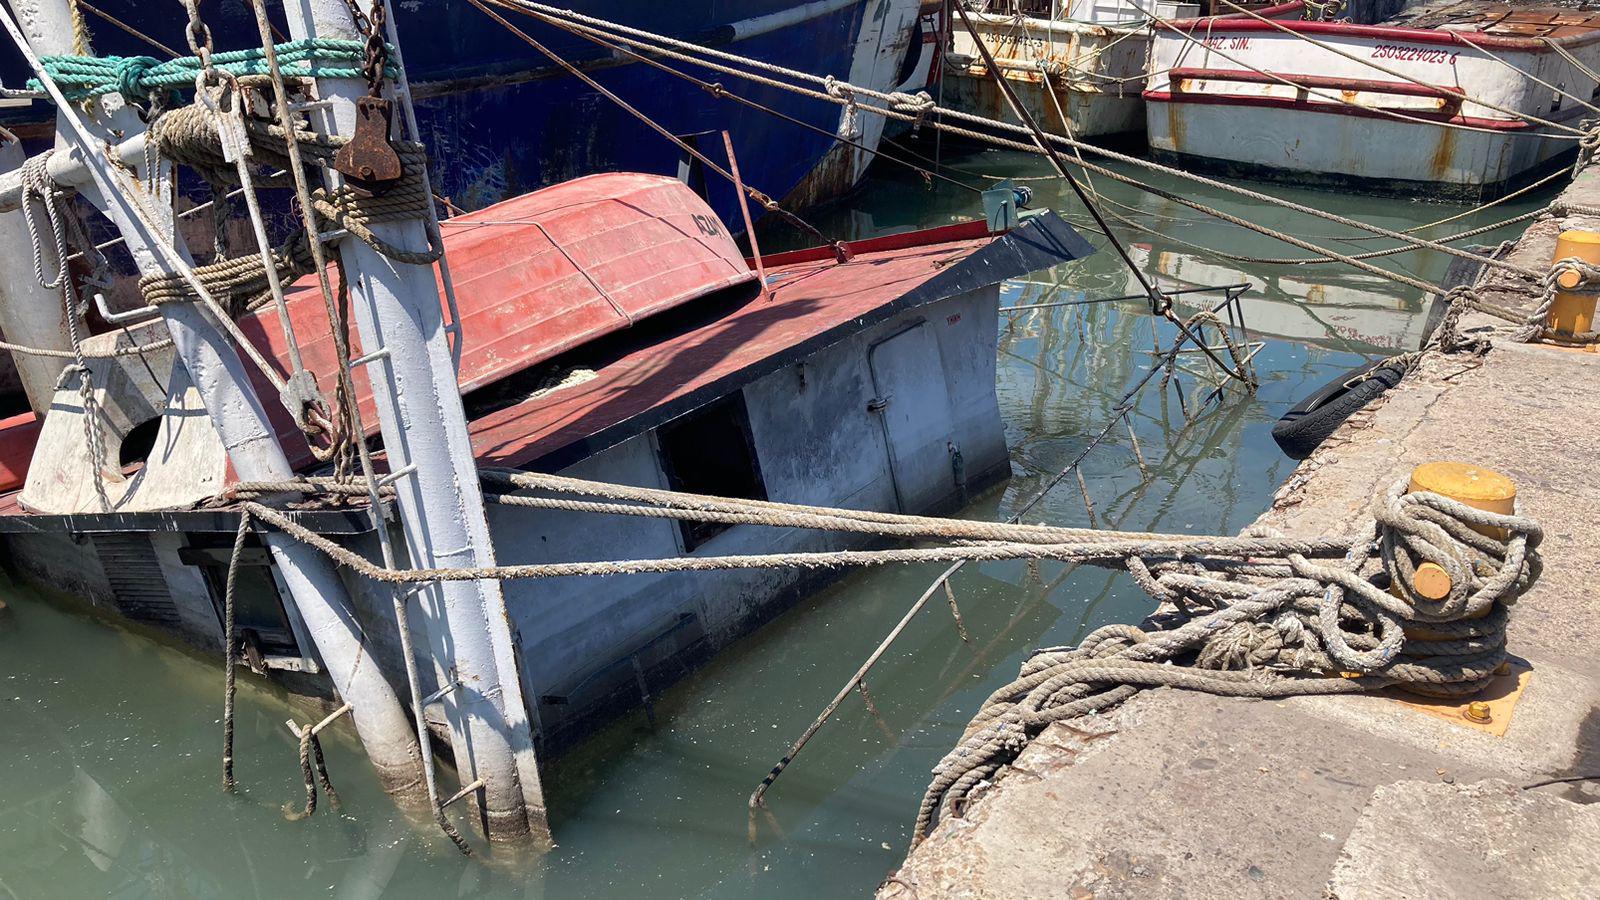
[655,393,767,550]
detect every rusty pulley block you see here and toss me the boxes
[333,95,402,195]
[332,0,402,196]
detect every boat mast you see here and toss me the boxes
[0,0,426,801]
[279,0,549,848]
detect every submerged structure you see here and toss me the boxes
[1145,0,1600,196]
[0,0,1091,853]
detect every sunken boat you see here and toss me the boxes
[0,0,1093,852]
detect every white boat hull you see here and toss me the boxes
[1143,14,1600,195]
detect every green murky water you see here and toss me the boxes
[0,145,1551,898]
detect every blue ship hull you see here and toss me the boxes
[0,1,919,225]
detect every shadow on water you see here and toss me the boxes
[0,145,1555,898]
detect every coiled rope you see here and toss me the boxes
[148,103,442,268]
[910,477,1542,845]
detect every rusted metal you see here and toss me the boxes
[722,131,769,301]
[332,95,402,194]
[331,0,402,195]
[249,173,756,467]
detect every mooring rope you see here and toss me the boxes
[1514,255,1600,345]
[910,476,1542,845]
[221,510,248,793]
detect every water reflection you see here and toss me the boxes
[0,145,1555,899]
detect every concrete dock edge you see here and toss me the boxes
[880,171,1600,899]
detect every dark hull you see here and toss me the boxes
[0,1,914,224]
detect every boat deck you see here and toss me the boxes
[1385,0,1600,35]
[468,232,988,471]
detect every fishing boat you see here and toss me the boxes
[0,0,1094,851]
[1,172,1088,744]
[1144,0,1600,197]
[945,0,1200,142]
[0,0,931,224]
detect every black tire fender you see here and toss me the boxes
[1271,359,1407,460]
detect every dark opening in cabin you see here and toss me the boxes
[656,392,766,550]
[180,533,302,661]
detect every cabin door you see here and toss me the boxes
[867,322,957,514]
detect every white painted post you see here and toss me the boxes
[0,129,77,413]
[280,0,549,847]
[2,0,424,800]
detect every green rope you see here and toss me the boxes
[29,38,396,102]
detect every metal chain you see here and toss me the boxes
[343,0,389,97]
[179,0,213,71]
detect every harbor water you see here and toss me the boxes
[0,145,1552,898]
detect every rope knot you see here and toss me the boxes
[54,362,89,391]
[1374,477,1542,622]
[112,55,161,100]
[889,90,935,134]
[1434,284,1493,355]
[1578,118,1600,170]
[824,75,861,141]
[1513,256,1600,343]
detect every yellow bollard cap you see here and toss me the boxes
[1409,462,1515,516]
[1403,463,1516,608]
[1555,228,1600,255]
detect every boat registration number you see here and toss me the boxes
[1369,44,1459,65]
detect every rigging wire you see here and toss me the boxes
[468,0,847,252]
[1209,0,1590,136]
[952,1,1257,386]
[491,0,1547,283]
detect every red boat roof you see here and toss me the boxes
[237,173,755,466]
[468,214,1092,470]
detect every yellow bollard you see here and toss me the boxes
[1402,462,1516,633]
[1549,230,1600,336]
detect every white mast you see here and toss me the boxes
[280,0,549,847]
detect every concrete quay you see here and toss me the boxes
[880,172,1600,898]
